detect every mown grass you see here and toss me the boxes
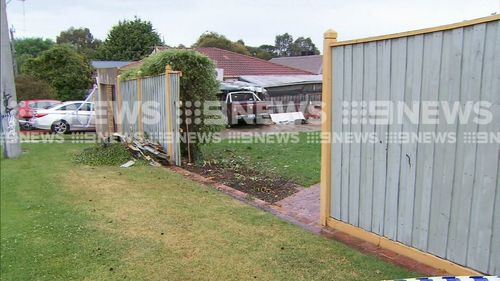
[200,132,321,186]
[1,143,417,280]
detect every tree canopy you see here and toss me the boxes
[22,46,92,101]
[291,36,320,56]
[56,27,102,59]
[99,17,163,61]
[193,32,250,56]
[192,31,320,60]
[274,33,319,57]
[15,37,54,57]
[274,33,294,57]
[14,37,55,72]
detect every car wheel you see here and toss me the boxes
[51,120,70,134]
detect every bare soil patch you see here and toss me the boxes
[184,163,301,203]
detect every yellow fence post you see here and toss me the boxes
[116,75,122,134]
[320,29,337,226]
[164,65,174,163]
[137,71,143,138]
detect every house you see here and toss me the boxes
[194,47,313,80]
[270,55,323,74]
[129,47,323,106]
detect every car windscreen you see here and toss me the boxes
[230,93,256,102]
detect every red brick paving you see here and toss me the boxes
[274,183,320,225]
[169,166,448,277]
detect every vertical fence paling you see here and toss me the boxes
[322,15,500,276]
[119,79,139,136]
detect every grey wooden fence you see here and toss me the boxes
[117,69,181,165]
[323,15,500,275]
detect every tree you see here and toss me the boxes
[15,74,57,100]
[246,46,273,60]
[56,27,102,59]
[99,17,162,61]
[274,33,294,57]
[193,32,250,56]
[258,44,277,57]
[292,37,319,56]
[14,37,54,72]
[14,37,54,57]
[22,46,92,101]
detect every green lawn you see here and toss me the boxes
[0,143,417,280]
[200,132,321,186]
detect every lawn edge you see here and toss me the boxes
[169,166,447,277]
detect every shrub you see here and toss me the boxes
[120,49,223,160]
[15,74,57,101]
[73,143,132,166]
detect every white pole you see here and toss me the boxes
[1,0,21,158]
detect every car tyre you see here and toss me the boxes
[51,120,70,134]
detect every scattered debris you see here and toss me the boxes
[120,160,136,168]
[112,133,171,166]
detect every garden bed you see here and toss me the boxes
[184,163,300,203]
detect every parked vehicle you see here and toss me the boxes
[32,101,95,134]
[17,99,61,130]
[224,91,271,125]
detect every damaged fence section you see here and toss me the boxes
[321,15,500,275]
[95,66,182,166]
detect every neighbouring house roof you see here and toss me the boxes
[270,55,323,74]
[91,60,134,69]
[239,75,322,88]
[194,47,313,77]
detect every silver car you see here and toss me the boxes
[32,101,95,134]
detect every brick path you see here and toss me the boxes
[274,183,320,226]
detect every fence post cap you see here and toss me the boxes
[165,65,172,71]
[137,70,143,77]
[324,29,338,39]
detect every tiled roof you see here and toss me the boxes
[195,47,313,77]
[270,55,323,74]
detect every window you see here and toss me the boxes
[79,103,93,111]
[59,103,82,111]
[230,93,258,102]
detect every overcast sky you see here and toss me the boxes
[6,0,500,49]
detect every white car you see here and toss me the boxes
[32,101,95,134]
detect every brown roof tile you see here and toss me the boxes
[195,47,313,77]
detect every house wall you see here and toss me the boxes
[322,15,500,275]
